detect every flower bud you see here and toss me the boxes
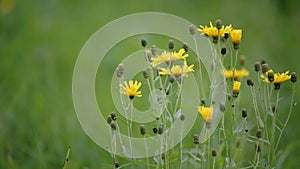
[189,25,196,35]
[141,38,147,47]
[291,72,297,83]
[215,19,222,30]
[140,125,146,135]
[143,70,149,79]
[261,64,269,73]
[168,40,174,50]
[254,62,261,72]
[267,71,274,82]
[256,130,262,138]
[242,109,247,118]
[221,47,227,55]
[212,149,217,157]
[193,134,199,144]
[247,79,254,86]
[182,43,188,52]
[116,64,125,78]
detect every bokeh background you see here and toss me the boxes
[1,0,300,168]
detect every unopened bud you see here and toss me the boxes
[143,70,149,79]
[220,103,225,112]
[193,134,199,144]
[107,115,112,124]
[215,19,222,30]
[158,124,164,134]
[168,40,174,50]
[116,64,125,78]
[110,121,116,130]
[242,109,247,118]
[256,130,262,138]
[180,114,185,121]
[212,149,217,157]
[221,47,227,55]
[140,125,146,135]
[151,45,158,55]
[267,71,274,82]
[291,72,297,83]
[110,112,117,121]
[254,62,261,72]
[182,43,188,52]
[261,64,269,73]
[189,25,196,35]
[247,79,254,86]
[141,38,147,47]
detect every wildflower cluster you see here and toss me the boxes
[104,19,296,169]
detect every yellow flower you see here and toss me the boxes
[233,81,241,92]
[159,61,194,77]
[150,48,188,67]
[224,68,249,79]
[261,69,291,84]
[233,81,241,98]
[119,80,142,99]
[230,29,242,49]
[198,106,213,123]
[198,21,232,40]
[198,21,219,39]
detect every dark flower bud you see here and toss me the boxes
[215,19,222,30]
[115,162,120,168]
[158,124,164,134]
[116,64,125,78]
[153,127,158,134]
[256,130,262,138]
[110,121,116,130]
[261,60,266,65]
[261,64,269,73]
[189,25,196,35]
[201,98,205,106]
[143,70,149,79]
[110,112,117,121]
[247,79,254,86]
[291,72,297,83]
[220,103,225,112]
[254,62,261,72]
[141,38,147,47]
[169,77,175,83]
[221,47,227,55]
[193,134,199,144]
[212,149,217,157]
[151,45,158,55]
[107,115,113,124]
[242,109,247,118]
[168,40,174,50]
[274,83,281,90]
[182,43,188,52]
[267,71,274,82]
[140,125,146,135]
[180,114,185,121]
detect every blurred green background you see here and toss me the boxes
[1,0,300,168]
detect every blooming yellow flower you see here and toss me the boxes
[198,21,232,40]
[159,61,194,77]
[261,69,291,84]
[230,29,242,49]
[198,106,213,123]
[224,68,249,79]
[233,81,241,98]
[233,81,241,92]
[150,48,188,67]
[119,80,142,99]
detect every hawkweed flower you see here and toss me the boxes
[198,106,214,126]
[233,81,241,98]
[159,61,194,78]
[230,29,242,49]
[119,80,142,99]
[224,68,249,79]
[198,21,232,43]
[261,69,291,90]
[150,48,188,67]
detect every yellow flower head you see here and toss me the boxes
[224,68,249,79]
[230,29,242,48]
[198,106,213,123]
[159,61,194,77]
[261,69,291,84]
[198,21,233,39]
[198,21,219,39]
[150,48,188,67]
[233,81,241,92]
[120,80,142,99]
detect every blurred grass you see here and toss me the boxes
[1,0,300,168]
